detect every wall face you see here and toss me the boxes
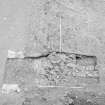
[24,0,105,57]
[0,0,105,85]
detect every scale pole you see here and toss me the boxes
[60,16,62,52]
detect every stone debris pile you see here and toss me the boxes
[36,52,99,86]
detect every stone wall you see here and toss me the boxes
[3,52,99,88]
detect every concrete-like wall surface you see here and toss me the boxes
[0,0,105,83]
[0,0,30,85]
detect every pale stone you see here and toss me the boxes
[1,84,20,94]
[85,65,94,71]
[7,50,24,58]
[7,50,16,58]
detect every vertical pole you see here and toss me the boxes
[60,16,62,52]
[51,39,53,51]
